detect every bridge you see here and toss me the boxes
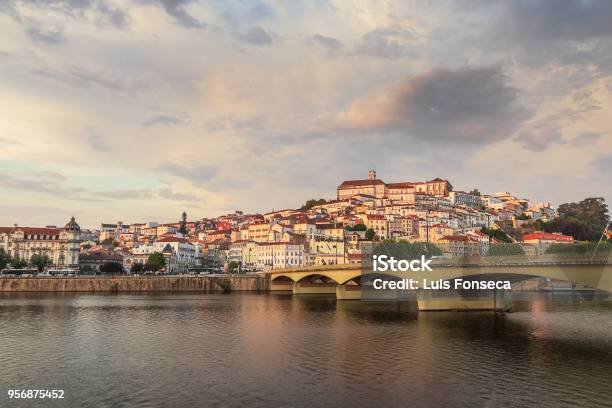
[268,253,612,310]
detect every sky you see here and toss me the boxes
[0,0,611,229]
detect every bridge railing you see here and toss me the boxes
[269,251,611,273]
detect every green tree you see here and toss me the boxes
[179,211,188,235]
[481,226,512,243]
[300,198,327,211]
[30,254,51,272]
[365,228,376,241]
[228,261,240,273]
[469,189,481,196]
[374,240,442,259]
[487,243,525,256]
[0,248,9,270]
[130,263,145,273]
[545,197,609,241]
[10,256,28,269]
[516,213,531,220]
[99,262,123,274]
[146,252,166,272]
[100,238,115,246]
[346,223,367,232]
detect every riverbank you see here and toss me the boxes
[0,275,268,292]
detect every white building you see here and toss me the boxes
[256,242,305,270]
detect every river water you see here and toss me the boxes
[0,292,611,408]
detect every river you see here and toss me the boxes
[0,292,611,407]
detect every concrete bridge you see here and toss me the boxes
[268,253,612,310]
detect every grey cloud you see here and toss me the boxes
[233,26,274,47]
[2,0,129,29]
[326,65,530,146]
[158,0,205,29]
[592,154,612,174]
[513,121,565,152]
[96,3,128,29]
[309,34,344,56]
[157,162,217,184]
[570,132,606,146]
[157,188,198,202]
[94,189,154,199]
[203,115,262,132]
[32,66,148,91]
[491,1,612,44]
[41,171,67,182]
[26,27,65,45]
[354,27,417,59]
[142,114,187,127]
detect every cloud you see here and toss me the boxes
[353,27,417,59]
[233,26,274,47]
[570,132,606,146]
[157,162,217,184]
[31,65,148,91]
[142,114,187,127]
[1,0,129,29]
[513,121,564,151]
[94,189,154,199]
[323,65,530,146]
[309,34,344,56]
[25,27,65,45]
[41,170,67,182]
[158,0,205,29]
[157,188,198,202]
[491,1,612,44]
[96,2,128,29]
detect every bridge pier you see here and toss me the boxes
[336,284,361,300]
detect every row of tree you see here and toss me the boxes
[535,197,609,242]
[0,249,51,272]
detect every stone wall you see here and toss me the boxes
[0,275,268,293]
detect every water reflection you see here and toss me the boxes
[0,292,610,408]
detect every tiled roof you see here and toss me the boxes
[339,179,385,187]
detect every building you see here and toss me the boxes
[152,236,198,272]
[414,178,453,197]
[256,242,305,270]
[0,217,81,269]
[337,170,387,200]
[449,191,483,209]
[523,232,574,245]
[80,251,125,272]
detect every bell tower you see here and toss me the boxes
[368,169,376,181]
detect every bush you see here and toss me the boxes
[99,262,123,274]
[374,240,442,259]
[545,242,612,254]
[487,244,525,256]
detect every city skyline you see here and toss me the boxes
[1,1,611,227]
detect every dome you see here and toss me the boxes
[64,216,81,231]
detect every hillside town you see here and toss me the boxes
[1,170,606,275]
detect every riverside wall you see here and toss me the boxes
[0,275,268,293]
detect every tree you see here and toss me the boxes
[545,197,609,241]
[130,263,145,273]
[0,248,9,270]
[487,243,525,256]
[365,228,376,241]
[146,252,166,272]
[10,256,28,269]
[228,261,240,273]
[346,223,367,232]
[481,226,512,243]
[30,254,51,272]
[100,238,115,246]
[374,240,442,259]
[300,198,327,211]
[99,262,123,274]
[179,211,188,235]
[469,189,481,196]
[516,213,531,220]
